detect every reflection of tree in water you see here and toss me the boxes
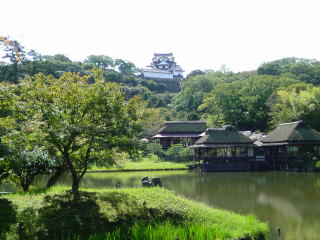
[81,171,194,190]
[188,172,320,240]
[0,182,20,192]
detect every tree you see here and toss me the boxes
[200,75,299,131]
[171,71,249,120]
[0,81,56,190]
[0,82,17,184]
[0,36,25,83]
[0,159,9,184]
[186,69,205,79]
[22,49,43,76]
[257,57,320,85]
[84,55,114,70]
[269,83,320,130]
[7,148,55,191]
[139,108,166,138]
[19,71,145,193]
[165,144,194,162]
[114,59,138,75]
[141,142,166,161]
[42,54,83,76]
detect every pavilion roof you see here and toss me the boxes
[158,121,207,133]
[193,125,253,145]
[262,120,320,143]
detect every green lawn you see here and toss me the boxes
[2,186,269,240]
[89,155,191,171]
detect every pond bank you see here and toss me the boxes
[87,167,188,173]
[88,157,191,172]
[2,186,268,240]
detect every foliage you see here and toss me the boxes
[171,71,254,120]
[165,144,194,162]
[257,57,320,85]
[185,69,205,78]
[141,142,166,161]
[7,148,55,191]
[147,92,175,108]
[84,55,138,75]
[0,81,56,190]
[291,153,319,171]
[200,75,299,130]
[17,72,146,193]
[0,159,9,184]
[269,83,320,131]
[0,82,18,183]
[114,59,138,75]
[138,108,166,138]
[0,36,25,83]
[84,55,114,70]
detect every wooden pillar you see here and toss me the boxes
[285,146,288,171]
[272,148,275,170]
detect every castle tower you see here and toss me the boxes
[142,53,184,80]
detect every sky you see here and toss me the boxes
[2,0,320,74]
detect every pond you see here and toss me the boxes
[1,170,319,240]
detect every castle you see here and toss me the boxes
[142,53,184,80]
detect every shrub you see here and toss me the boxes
[165,144,194,162]
[291,152,318,171]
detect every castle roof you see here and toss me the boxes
[154,53,173,57]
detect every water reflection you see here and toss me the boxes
[1,171,319,240]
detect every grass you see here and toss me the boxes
[89,155,190,171]
[1,185,269,240]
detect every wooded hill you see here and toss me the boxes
[2,37,320,134]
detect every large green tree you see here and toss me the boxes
[18,71,145,193]
[171,71,254,120]
[269,83,320,130]
[258,57,320,85]
[0,82,17,184]
[84,55,114,70]
[200,75,299,131]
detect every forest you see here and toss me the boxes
[2,37,320,133]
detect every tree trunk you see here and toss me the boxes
[13,62,18,83]
[46,165,68,188]
[71,175,81,194]
[22,185,29,191]
[21,182,30,192]
[21,176,34,192]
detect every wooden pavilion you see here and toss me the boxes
[152,121,207,149]
[190,125,256,171]
[261,120,320,170]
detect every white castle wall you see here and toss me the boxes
[143,71,174,79]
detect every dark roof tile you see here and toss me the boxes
[262,120,320,143]
[158,121,207,133]
[194,125,253,145]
